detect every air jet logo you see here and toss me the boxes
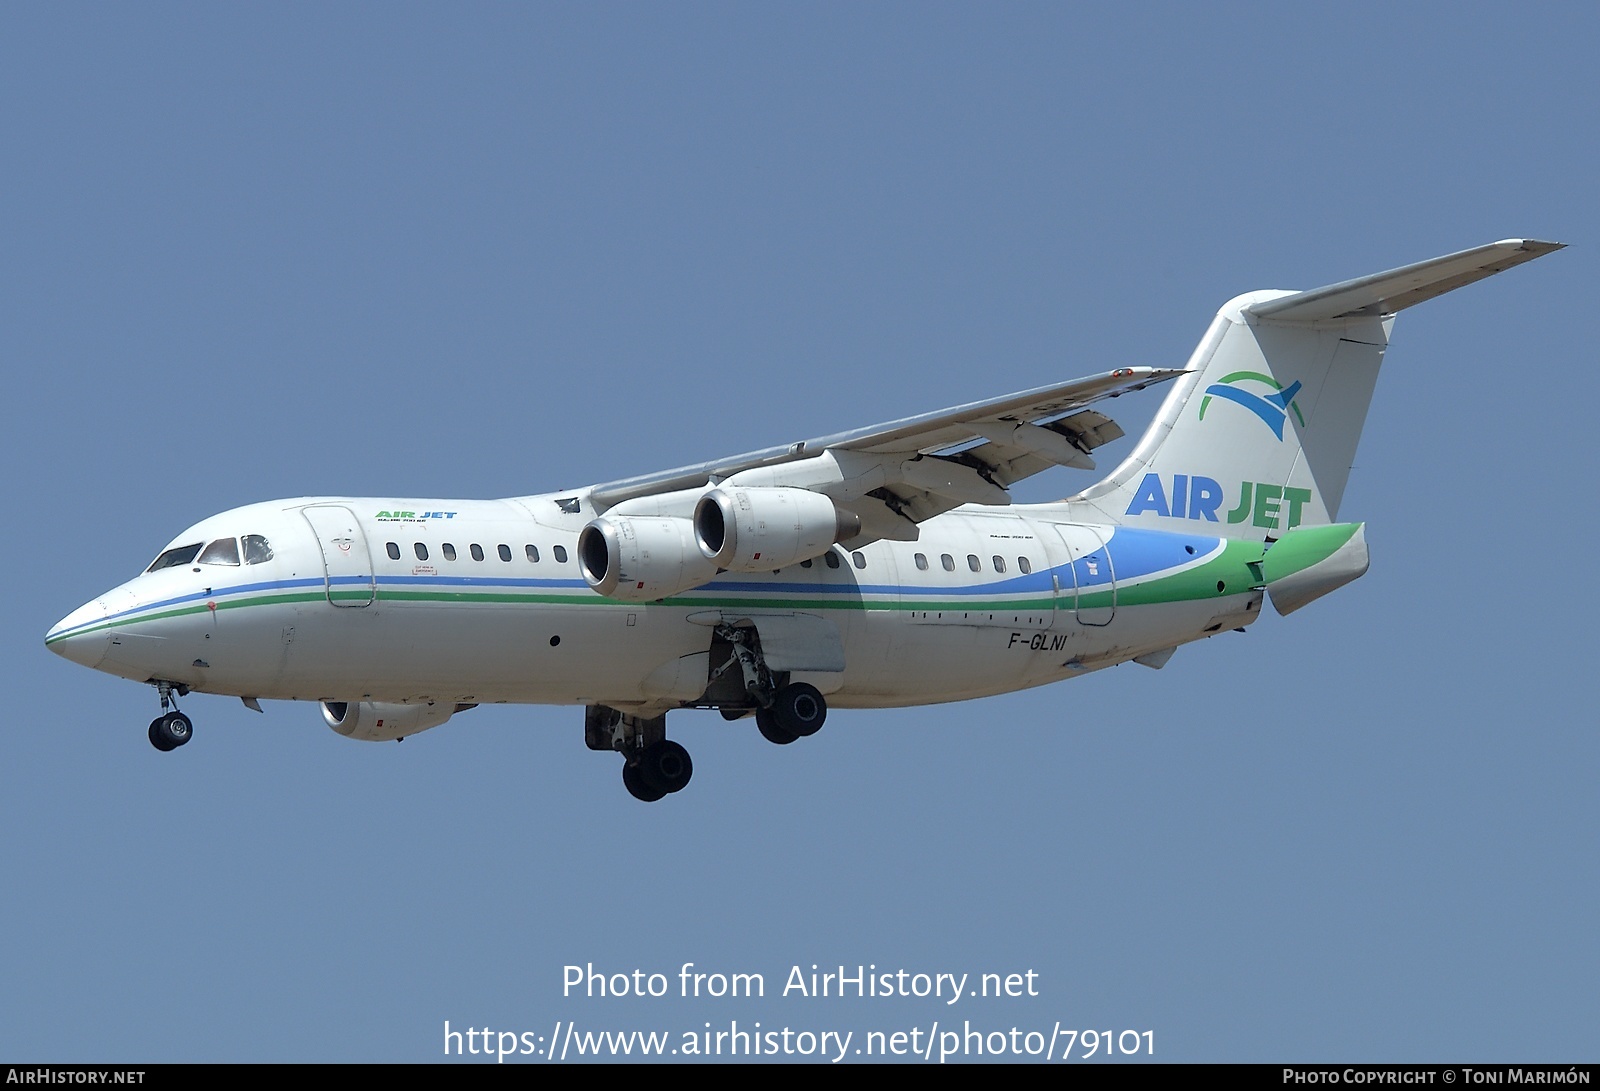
[1125,473,1312,531]
[1198,372,1305,440]
[375,510,458,522]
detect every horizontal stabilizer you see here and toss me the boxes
[1246,239,1565,323]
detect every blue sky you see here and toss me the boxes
[4,4,1594,1062]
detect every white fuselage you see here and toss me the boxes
[47,493,1264,717]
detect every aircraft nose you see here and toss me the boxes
[46,599,111,669]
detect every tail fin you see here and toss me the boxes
[1066,239,1563,540]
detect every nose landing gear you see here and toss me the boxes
[146,680,194,752]
[148,711,193,751]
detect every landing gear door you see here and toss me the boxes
[743,612,846,673]
[1051,524,1115,626]
[301,505,376,608]
[692,610,846,674]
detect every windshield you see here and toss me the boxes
[242,535,273,564]
[198,538,241,566]
[147,543,203,573]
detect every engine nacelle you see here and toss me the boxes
[322,700,467,742]
[577,515,719,601]
[694,487,860,571]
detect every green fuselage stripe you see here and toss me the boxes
[48,541,1265,643]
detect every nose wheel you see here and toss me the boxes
[148,711,193,752]
[146,680,194,752]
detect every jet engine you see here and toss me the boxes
[693,487,860,571]
[322,700,470,742]
[577,515,719,601]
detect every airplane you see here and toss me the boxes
[46,239,1562,801]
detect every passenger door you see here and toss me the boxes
[301,505,376,607]
[1050,524,1116,626]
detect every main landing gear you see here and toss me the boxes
[585,624,832,802]
[622,740,693,803]
[708,623,828,746]
[147,680,194,752]
[755,682,827,746]
[586,706,694,803]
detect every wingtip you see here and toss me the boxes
[1496,238,1566,254]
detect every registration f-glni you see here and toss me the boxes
[47,241,1562,800]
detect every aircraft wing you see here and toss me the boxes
[586,366,1183,543]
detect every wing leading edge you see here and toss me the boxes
[581,366,1183,545]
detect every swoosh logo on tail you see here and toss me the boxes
[1200,379,1303,440]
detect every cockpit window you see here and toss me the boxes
[198,538,241,566]
[147,543,203,572]
[242,535,274,564]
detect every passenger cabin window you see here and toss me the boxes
[800,558,813,569]
[414,543,429,561]
[553,545,568,564]
[967,554,981,573]
[914,553,929,571]
[526,545,540,563]
[386,542,401,561]
[498,544,512,562]
[198,538,240,566]
[442,543,457,561]
[992,556,1007,573]
[824,552,840,569]
[147,543,203,572]
[242,535,274,564]
[470,544,485,561]
[1018,556,1032,574]
[852,551,866,569]
[941,554,955,572]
